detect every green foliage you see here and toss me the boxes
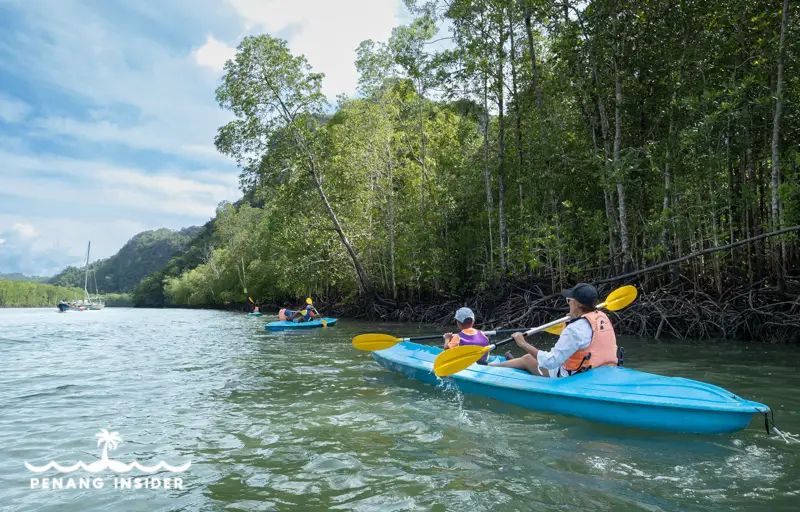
[104,293,134,307]
[148,0,798,306]
[0,280,85,307]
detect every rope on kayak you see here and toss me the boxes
[764,411,800,444]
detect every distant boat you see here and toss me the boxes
[57,301,86,312]
[58,241,104,312]
[81,242,105,310]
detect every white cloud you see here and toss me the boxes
[0,149,239,220]
[193,35,237,72]
[220,0,405,98]
[30,116,234,163]
[0,1,238,165]
[0,216,151,275]
[12,223,38,238]
[0,93,30,123]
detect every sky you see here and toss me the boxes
[0,0,411,276]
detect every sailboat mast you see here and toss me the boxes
[84,241,91,301]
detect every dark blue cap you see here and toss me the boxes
[562,283,599,309]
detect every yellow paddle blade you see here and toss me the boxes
[598,285,638,311]
[321,319,328,327]
[306,297,313,305]
[433,345,491,377]
[352,333,402,351]
[248,297,254,303]
[544,323,565,335]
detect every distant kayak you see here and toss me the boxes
[264,318,337,331]
[371,341,770,435]
[248,312,263,316]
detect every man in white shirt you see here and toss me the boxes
[489,283,608,378]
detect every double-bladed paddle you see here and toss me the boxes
[352,326,565,352]
[432,285,638,377]
[305,297,327,327]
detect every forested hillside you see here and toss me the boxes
[50,227,201,293]
[142,0,799,341]
[0,273,48,283]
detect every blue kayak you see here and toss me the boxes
[371,341,770,435]
[248,312,263,316]
[264,318,337,331]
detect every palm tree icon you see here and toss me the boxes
[95,429,121,461]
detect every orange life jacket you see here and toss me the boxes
[563,310,618,373]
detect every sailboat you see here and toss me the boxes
[81,241,105,310]
[58,241,104,312]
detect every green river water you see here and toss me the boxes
[1,307,799,511]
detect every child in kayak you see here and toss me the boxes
[489,283,618,378]
[443,307,491,364]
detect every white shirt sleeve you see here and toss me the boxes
[536,319,593,370]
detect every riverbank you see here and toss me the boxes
[150,274,800,344]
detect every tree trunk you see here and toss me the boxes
[572,0,618,271]
[482,73,494,265]
[497,12,508,273]
[417,77,428,273]
[308,162,375,295]
[612,25,632,273]
[662,89,680,283]
[523,4,543,116]
[387,140,397,300]
[509,11,526,228]
[262,64,375,296]
[771,0,789,291]
[709,183,722,295]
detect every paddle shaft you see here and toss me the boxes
[398,328,531,344]
[489,294,624,351]
[489,316,571,350]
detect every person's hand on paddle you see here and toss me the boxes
[512,331,539,359]
[443,332,454,348]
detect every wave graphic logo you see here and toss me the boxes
[25,429,191,474]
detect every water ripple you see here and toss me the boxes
[0,308,798,511]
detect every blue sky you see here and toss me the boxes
[0,0,410,276]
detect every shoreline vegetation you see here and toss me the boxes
[132,0,798,342]
[0,280,133,308]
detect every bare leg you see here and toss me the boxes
[488,354,549,376]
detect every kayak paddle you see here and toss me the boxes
[352,325,564,352]
[432,285,638,377]
[305,297,327,326]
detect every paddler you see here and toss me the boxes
[488,283,618,377]
[443,307,492,364]
[288,303,315,322]
[278,302,295,321]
